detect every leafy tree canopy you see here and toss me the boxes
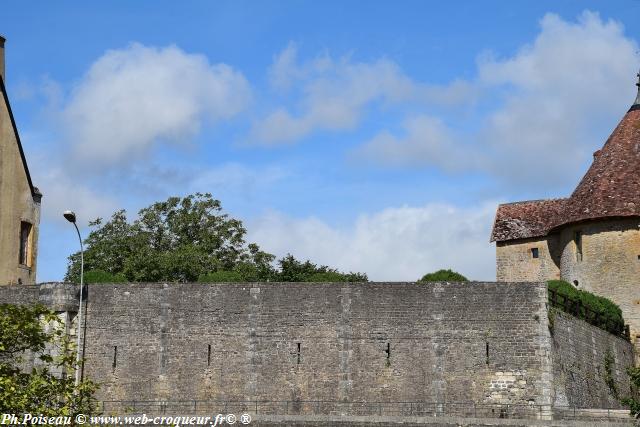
[197,255,366,283]
[0,303,97,414]
[65,193,275,283]
[274,254,367,282]
[418,269,469,282]
[66,193,367,283]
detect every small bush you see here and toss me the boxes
[83,269,127,283]
[305,272,351,282]
[198,271,245,283]
[547,280,624,334]
[418,269,469,282]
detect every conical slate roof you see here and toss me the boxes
[491,74,640,242]
[561,106,640,226]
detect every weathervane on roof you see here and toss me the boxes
[634,68,640,107]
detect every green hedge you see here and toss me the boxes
[418,269,469,282]
[197,270,364,283]
[197,271,245,282]
[83,269,127,283]
[547,280,624,335]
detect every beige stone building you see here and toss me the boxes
[491,73,640,342]
[0,36,42,285]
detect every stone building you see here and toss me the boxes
[491,73,640,343]
[0,36,42,285]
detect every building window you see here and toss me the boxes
[531,248,539,259]
[19,221,33,267]
[574,231,583,262]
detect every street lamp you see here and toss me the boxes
[63,210,84,387]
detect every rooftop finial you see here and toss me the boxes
[634,69,640,107]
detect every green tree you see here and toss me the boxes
[197,254,367,282]
[418,269,469,282]
[0,304,97,414]
[65,193,275,283]
[66,193,368,284]
[198,270,245,283]
[274,254,367,282]
[82,270,127,283]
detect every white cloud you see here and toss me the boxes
[253,44,474,145]
[61,43,251,167]
[356,11,639,188]
[189,163,287,196]
[32,166,119,225]
[356,115,479,172]
[478,11,638,185]
[268,42,312,92]
[248,202,497,281]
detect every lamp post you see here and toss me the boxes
[63,210,84,387]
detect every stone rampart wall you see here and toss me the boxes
[551,310,634,408]
[79,281,552,407]
[0,281,635,412]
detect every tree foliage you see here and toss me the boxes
[418,269,468,282]
[65,193,275,283]
[0,304,97,414]
[274,254,367,282]
[83,270,127,283]
[198,254,367,282]
[66,193,368,283]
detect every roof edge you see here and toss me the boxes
[496,198,567,207]
[490,198,568,243]
[0,75,39,201]
[548,214,640,234]
[491,229,550,243]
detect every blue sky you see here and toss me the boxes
[2,1,640,281]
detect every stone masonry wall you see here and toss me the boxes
[1,281,635,413]
[0,282,39,304]
[79,281,552,408]
[551,310,634,409]
[496,236,561,283]
[558,219,640,342]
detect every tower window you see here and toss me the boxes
[531,248,539,259]
[574,231,583,262]
[19,222,33,267]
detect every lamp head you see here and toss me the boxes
[63,210,77,223]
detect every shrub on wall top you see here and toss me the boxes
[83,269,127,284]
[418,269,469,282]
[197,271,245,283]
[547,280,624,335]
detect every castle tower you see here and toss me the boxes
[0,36,42,285]
[491,72,640,341]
